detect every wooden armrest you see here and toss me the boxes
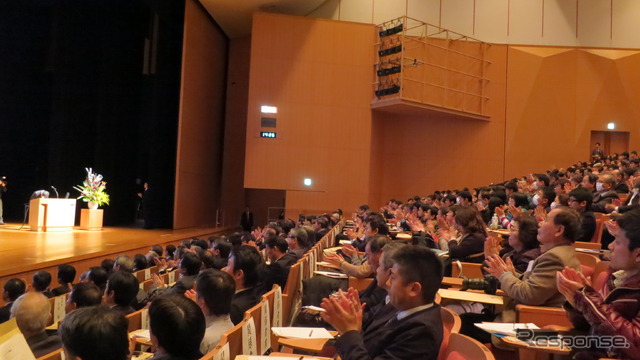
[516,304,572,328]
[277,337,331,352]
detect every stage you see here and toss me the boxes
[0,222,234,286]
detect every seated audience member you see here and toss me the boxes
[85,266,108,293]
[210,237,232,270]
[165,244,176,261]
[65,282,102,313]
[101,258,114,278]
[486,215,541,274]
[558,208,640,359]
[313,216,330,243]
[149,252,201,298]
[32,270,55,298]
[151,245,164,259]
[264,235,297,289]
[591,174,619,213]
[226,245,264,325]
[446,206,487,264]
[457,190,473,207]
[0,278,26,323]
[149,295,206,360]
[322,246,443,360]
[484,207,582,324]
[60,306,129,360]
[612,169,630,194]
[360,241,403,325]
[52,263,76,296]
[132,253,148,271]
[609,176,640,214]
[11,292,61,357]
[113,254,148,310]
[582,173,598,193]
[286,227,310,259]
[103,271,138,315]
[190,269,235,355]
[568,187,597,243]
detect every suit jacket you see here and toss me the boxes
[359,279,387,315]
[577,211,596,243]
[26,331,61,358]
[230,287,261,325]
[618,189,640,213]
[51,285,71,297]
[614,181,629,194]
[361,301,396,349]
[336,305,443,360]
[0,302,13,323]
[498,244,581,323]
[264,253,298,289]
[240,211,253,231]
[148,274,197,300]
[591,190,619,213]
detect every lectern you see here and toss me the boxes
[29,198,76,232]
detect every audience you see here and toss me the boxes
[11,292,61,357]
[149,252,201,299]
[286,227,310,259]
[32,270,54,298]
[52,263,76,296]
[60,306,129,360]
[0,278,26,323]
[264,235,297,289]
[322,246,443,360]
[103,271,138,315]
[65,283,102,313]
[226,245,264,325]
[149,295,206,360]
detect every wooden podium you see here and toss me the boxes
[29,198,77,232]
[80,209,103,231]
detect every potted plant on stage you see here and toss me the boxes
[74,168,110,210]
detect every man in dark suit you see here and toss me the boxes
[226,245,264,324]
[240,206,254,232]
[591,142,604,161]
[12,292,61,358]
[264,235,298,289]
[60,306,129,360]
[149,252,201,299]
[0,278,26,323]
[104,271,139,315]
[609,176,640,214]
[568,187,596,243]
[321,246,443,360]
[51,263,76,296]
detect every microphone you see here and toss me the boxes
[51,186,59,198]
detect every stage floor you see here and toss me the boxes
[0,222,231,277]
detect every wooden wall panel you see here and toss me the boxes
[174,0,227,228]
[245,13,375,217]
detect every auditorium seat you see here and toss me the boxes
[35,348,63,360]
[442,332,495,360]
[438,307,462,360]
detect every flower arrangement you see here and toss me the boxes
[74,168,110,207]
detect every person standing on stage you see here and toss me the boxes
[0,177,6,225]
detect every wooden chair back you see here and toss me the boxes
[348,277,374,291]
[244,299,272,355]
[282,261,301,326]
[199,335,229,360]
[451,262,484,279]
[48,294,67,326]
[125,308,148,333]
[438,307,462,360]
[262,285,282,350]
[593,260,610,290]
[516,304,572,328]
[591,218,604,243]
[576,252,601,280]
[442,332,495,360]
[574,241,601,250]
[220,318,247,360]
[36,349,64,360]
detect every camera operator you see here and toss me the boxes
[0,177,6,225]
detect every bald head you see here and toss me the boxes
[11,292,51,337]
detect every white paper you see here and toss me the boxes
[141,308,150,330]
[0,333,36,360]
[260,300,271,355]
[168,271,175,284]
[314,271,348,279]
[212,342,230,360]
[339,240,352,245]
[242,317,257,355]
[132,329,151,341]
[144,268,151,280]
[302,305,326,313]
[273,286,282,327]
[475,322,540,336]
[139,282,144,290]
[271,327,334,339]
[53,294,66,324]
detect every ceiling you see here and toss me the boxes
[199,0,329,38]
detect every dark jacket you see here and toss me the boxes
[230,287,261,325]
[564,271,640,360]
[336,304,443,360]
[502,247,542,274]
[264,253,298,289]
[578,211,597,243]
[448,232,486,263]
[591,190,619,213]
[26,331,61,358]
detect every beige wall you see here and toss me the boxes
[310,0,640,48]
[245,13,376,218]
[174,0,228,228]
